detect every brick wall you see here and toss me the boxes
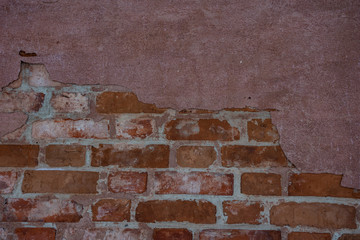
[0,63,359,240]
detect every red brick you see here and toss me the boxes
[96,92,165,113]
[116,117,154,139]
[32,119,109,139]
[0,172,17,194]
[223,201,263,224]
[63,228,140,240]
[270,202,356,229]
[0,91,45,112]
[92,199,131,222]
[155,171,233,195]
[51,92,89,113]
[288,173,360,198]
[15,228,56,240]
[165,119,240,141]
[199,230,281,240]
[288,232,331,240]
[241,173,282,196]
[3,198,82,222]
[45,145,86,167]
[136,200,216,223]
[0,145,38,167]
[248,119,279,143]
[91,144,169,168]
[22,170,98,194]
[108,172,147,193]
[176,146,216,168]
[339,234,360,240]
[153,229,192,240]
[221,145,287,167]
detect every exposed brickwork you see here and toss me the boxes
[15,228,56,240]
[0,74,359,239]
[241,173,282,196]
[0,145,39,167]
[45,145,86,167]
[176,146,216,168]
[22,170,98,194]
[270,202,356,229]
[135,200,216,223]
[155,171,233,195]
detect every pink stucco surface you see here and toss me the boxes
[0,1,359,188]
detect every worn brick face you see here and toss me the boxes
[15,228,56,240]
[22,170,98,194]
[165,119,240,141]
[223,201,263,224]
[63,228,141,240]
[221,145,287,167]
[0,171,17,194]
[338,234,360,240]
[116,117,154,139]
[288,232,332,240]
[96,92,165,113]
[3,198,82,222]
[176,146,216,168]
[241,173,282,196]
[51,92,89,113]
[248,119,279,143]
[199,230,281,240]
[45,145,86,167]
[92,199,131,222]
[0,91,45,112]
[32,119,109,139]
[108,172,147,193]
[153,229,192,240]
[155,171,233,195]
[288,173,360,198]
[0,145,39,167]
[91,144,169,168]
[136,200,216,223]
[270,202,356,229]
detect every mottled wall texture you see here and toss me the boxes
[0,1,359,188]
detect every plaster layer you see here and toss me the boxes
[0,0,359,188]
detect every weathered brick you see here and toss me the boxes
[51,93,89,113]
[155,171,233,195]
[339,234,360,240]
[199,230,281,240]
[176,146,216,168]
[0,172,17,194]
[153,229,192,240]
[288,173,360,198]
[91,144,169,168]
[270,202,356,229]
[241,173,282,196]
[288,232,332,240]
[223,201,263,224]
[248,119,279,143]
[32,119,109,139]
[0,91,45,112]
[92,199,131,222]
[45,145,86,167]
[116,116,154,139]
[136,200,216,224]
[63,228,140,240]
[165,119,240,141]
[22,170,98,194]
[0,145,39,167]
[108,172,147,193]
[3,198,82,222]
[0,228,8,239]
[96,92,165,113]
[15,228,56,240]
[221,145,287,167]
